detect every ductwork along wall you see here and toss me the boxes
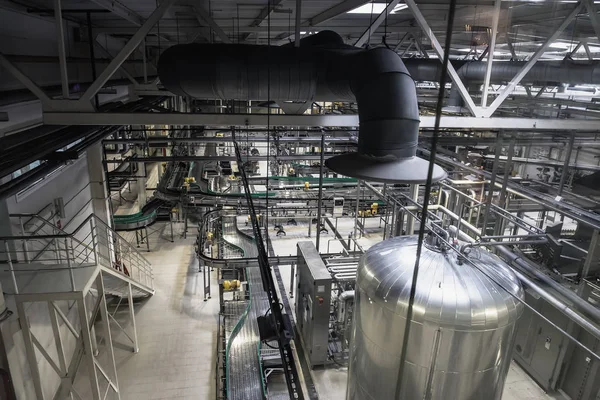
[158,31,446,184]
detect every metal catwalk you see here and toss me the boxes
[222,216,268,399]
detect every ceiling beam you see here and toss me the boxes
[88,0,144,26]
[249,0,286,28]
[481,3,583,117]
[81,0,176,103]
[307,0,366,27]
[42,112,600,132]
[88,0,174,43]
[355,0,401,47]
[193,4,231,43]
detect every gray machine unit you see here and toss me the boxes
[514,283,600,399]
[296,241,332,367]
[513,288,570,392]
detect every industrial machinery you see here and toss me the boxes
[333,197,344,217]
[296,242,332,367]
[346,234,524,400]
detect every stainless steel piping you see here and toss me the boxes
[365,180,600,336]
[449,226,600,342]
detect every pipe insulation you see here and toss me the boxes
[158,31,446,184]
[442,60,600,109]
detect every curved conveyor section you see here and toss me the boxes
[113,198,165,231]
[221,216,268,399]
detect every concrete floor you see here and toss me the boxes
[101,218,558,400]
[111,222,220,400]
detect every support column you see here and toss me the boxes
[406,184,419,235]
[87,143,111,225]
[137,162,147,207]
[87,143,113,267]
[54,0,69,99]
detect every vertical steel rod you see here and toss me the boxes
[294,0,302,47]
[86,12,99,108]
[481,133,503,235]
[481,0,501,107]
[354,180,361,241]
[558,133,575,197]
[315,134,325,251]
[496,136,515,236]
[54,0,69,98]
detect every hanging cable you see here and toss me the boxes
[383,1,390,49]
[394,0,458,397]
[367,0,375,47]
[176,14,180,45]
[156,0,161,54]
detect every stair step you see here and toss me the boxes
[101,269,153,299]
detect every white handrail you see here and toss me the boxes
[0,213,154,293]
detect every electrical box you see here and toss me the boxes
[333,197,344,217]
[296,241,332,367]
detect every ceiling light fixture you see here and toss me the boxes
[347,3,408,14]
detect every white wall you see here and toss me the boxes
[0,152,99,399]
[6,155,94,238]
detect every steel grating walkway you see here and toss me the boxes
[222,216,269,400]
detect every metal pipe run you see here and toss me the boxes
[365,181,600,334]
[425,150,600,231]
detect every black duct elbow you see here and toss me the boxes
[158,35,446,183]
[326,48,445,183]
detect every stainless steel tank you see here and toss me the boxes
[347,235,524,400]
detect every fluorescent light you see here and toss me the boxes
[348,3,408,14]
[348,3,387,13]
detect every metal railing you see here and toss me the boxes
[0,213,154,294]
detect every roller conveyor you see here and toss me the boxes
[222,216,269,400]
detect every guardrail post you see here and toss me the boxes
[90,218,98,266]
[65,238,75,291]
[54,225,62,264]
[19,217,30,263]
[5,241,18,294]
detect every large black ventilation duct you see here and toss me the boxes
[158,31,446,184]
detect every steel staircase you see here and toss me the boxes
[0,213,154,400]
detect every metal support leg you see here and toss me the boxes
[170,216,174,242]
[127,283,139,353]
[97,275,121,399]
[76,296,102,400]
[289,264,295,298]
[145,227,150,252]
[354,180,361,240]
[16,302,44,399]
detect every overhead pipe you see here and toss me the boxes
[158,31,446,184]
[448,225,600,341]
[366,180,600,335]
[442,60,600,111]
